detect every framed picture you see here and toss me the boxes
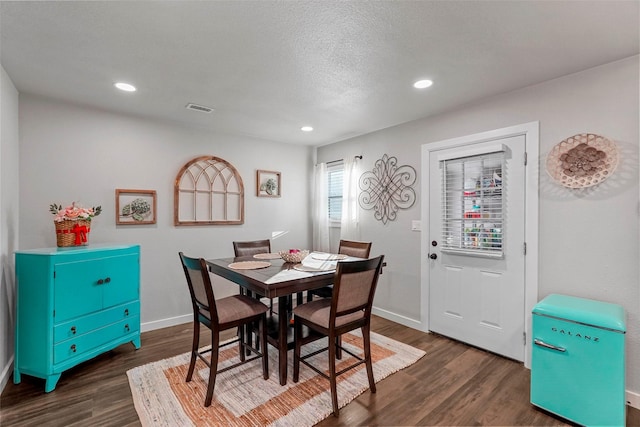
[256,170,281,197]
[116,189,157,225]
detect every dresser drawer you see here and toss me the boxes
[54,315,140,364]
[54,301,139,343]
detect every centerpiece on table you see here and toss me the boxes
[50,201,102,247]
[278,248,309,263]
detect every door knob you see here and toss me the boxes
[429,253,437,260]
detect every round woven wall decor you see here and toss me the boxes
[546,133,618,188]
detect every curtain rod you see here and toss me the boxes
[325,155,362,166]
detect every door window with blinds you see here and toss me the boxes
[440,150,505,258]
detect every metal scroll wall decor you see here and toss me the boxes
[358,154,417,224]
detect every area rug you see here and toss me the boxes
[127,330,425,427]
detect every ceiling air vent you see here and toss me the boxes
[185,103,214,114]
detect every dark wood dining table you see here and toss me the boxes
[205,255,337,385]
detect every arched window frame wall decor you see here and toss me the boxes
[174,156,244,225]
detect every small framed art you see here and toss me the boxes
[257,170,281,197]
[116,189,157,225]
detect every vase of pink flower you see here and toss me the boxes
[50,202,102,247]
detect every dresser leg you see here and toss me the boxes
[45,374,61,392]
[131,336,141,349]
[13,369,21,384]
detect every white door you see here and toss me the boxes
[428,135,526,361]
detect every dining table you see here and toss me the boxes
[205,252,347,385]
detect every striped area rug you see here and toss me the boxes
[127,330,425,426]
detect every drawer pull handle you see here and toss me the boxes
[534,339,566,353]
[124,324,130,332]
[105,277,111,283]
[70,326,76,335]
[124,308,129,316]
[97,279,104,285]
[70,344,77,353]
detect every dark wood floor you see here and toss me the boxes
[2,316,638,426]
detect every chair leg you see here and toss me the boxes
[292,319,302,383]
[336,335,342,359]
[362,324,376,393]
[306,291,313,302]
[205,331,220,407]
[186,319,200,382]
[259,315,269,380]
[246,290,254,354]
[239,321,246,362]
[286,296,293,321]
[329,332,339,417]
[296,292,303,306]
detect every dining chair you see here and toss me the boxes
[233,239,271,257]
[179,252,269,407]
[233,239,276,312]
[307,239,372,301]
[233,239,302,318]
[292,255,384,417]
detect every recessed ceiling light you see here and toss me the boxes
[413,79,433,89]
[114,82,136,92]
[301,126,313,132]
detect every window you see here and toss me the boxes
[327,162,343,221]
[440,151,504,258]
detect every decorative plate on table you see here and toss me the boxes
[546,133,618,188]
[253,253,282,260]
[311,253,348,261]
[228,261,271,270]
[293,264,336,273]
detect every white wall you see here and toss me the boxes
[317,56,640,395]
[0,65,20,392]
[18,95,314,331]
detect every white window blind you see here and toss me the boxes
[440,151,505,258]
[327,163,343,221]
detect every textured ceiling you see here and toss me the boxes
[1,1,638,146]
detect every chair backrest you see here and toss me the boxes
[179,252,218,325]
[331,255,384,323]
[338,240,372,259]
[233,239,271,257]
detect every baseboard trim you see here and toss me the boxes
[0,355,14,395]
[140,314,191,332]
[627,390,640,410]
[372,306,423,331]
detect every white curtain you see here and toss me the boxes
[340,156,361,240]
[312,162,330,252]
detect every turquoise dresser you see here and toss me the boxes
[14,244,141,392]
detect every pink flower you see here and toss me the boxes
[65,209,81,219]
[50,201,102,222]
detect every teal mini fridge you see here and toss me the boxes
[531,294,626,426]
